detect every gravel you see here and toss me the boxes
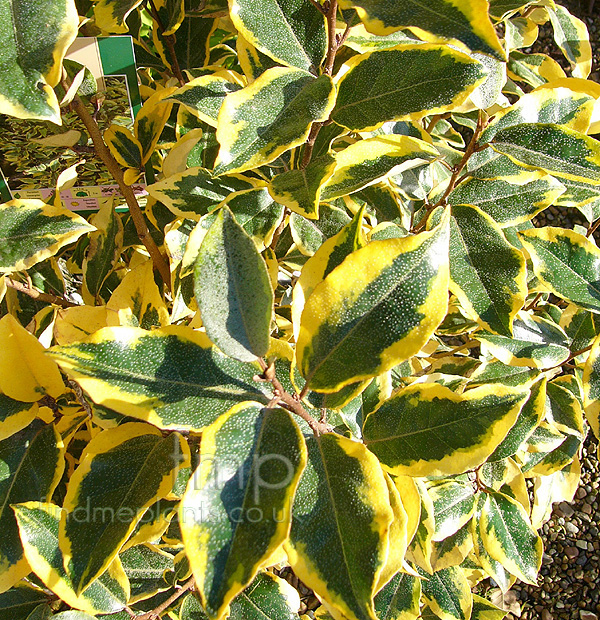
[500,434,600,620]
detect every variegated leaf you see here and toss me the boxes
[297,211,449,392]
[180,403,305,619]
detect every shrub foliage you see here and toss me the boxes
[0,1,599,619]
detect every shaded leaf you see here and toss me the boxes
[195,207,273,362]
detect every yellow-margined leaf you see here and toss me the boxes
[214,67,335,175]
[0,0,78,122]
[134,88,177,165]
[0,393,37,441]
[106,260,169,329]
[321,135,438,200]
[332,44,486,131]
[478,491,543,585]
[14,502,130,614]
[59,423,190,595]
[0,421,65,593]
[292,206,366,341]
[93,0,143,33]
[0,199,95,274]
[229,0,326,72]
[339,0,504,59]
[168,73,243,127]
[285,433,393,620]
[548,5,592,79]
[363,383,527,477]
[519,226,600,314]
[583,331,600,439]
[104,124,143,170]
[49,326,273,431]
[297,211,450,392]
[268,154,336,220]
[446,203,527,337]
[180,403,306,620]
[421,566,472,620]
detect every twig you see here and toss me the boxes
[307,0,327,15]
[587,216,600,238]
[258,359,332,435]
[425,113,451,134]
[68,93,172,288]
[136,577,196,620]
[269,208,290,250]
[69,380,93,418]
[413,112,487,233]
[301,0,347,168]
[5,277,78,308]
[524,292,543,312]
[147,0,187,86]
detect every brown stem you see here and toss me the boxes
[68,380,93,418]
[307,0,327,14]
[258,359,331,435]
[524,292,543,312]
[269,208,290,250]
[147,0,186,86]
[301,0,346,169]
[68,94,172,288]
[136,577,196,620]
[587,216,600,238]
[413,112,487,233]
[5,277,78,308]
[300,122,323,168]
[425,113,451,134]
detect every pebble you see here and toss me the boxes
[566,546,580,558]
[566,522,580,534]
[556,502,575,518]
[580,613,599,620]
